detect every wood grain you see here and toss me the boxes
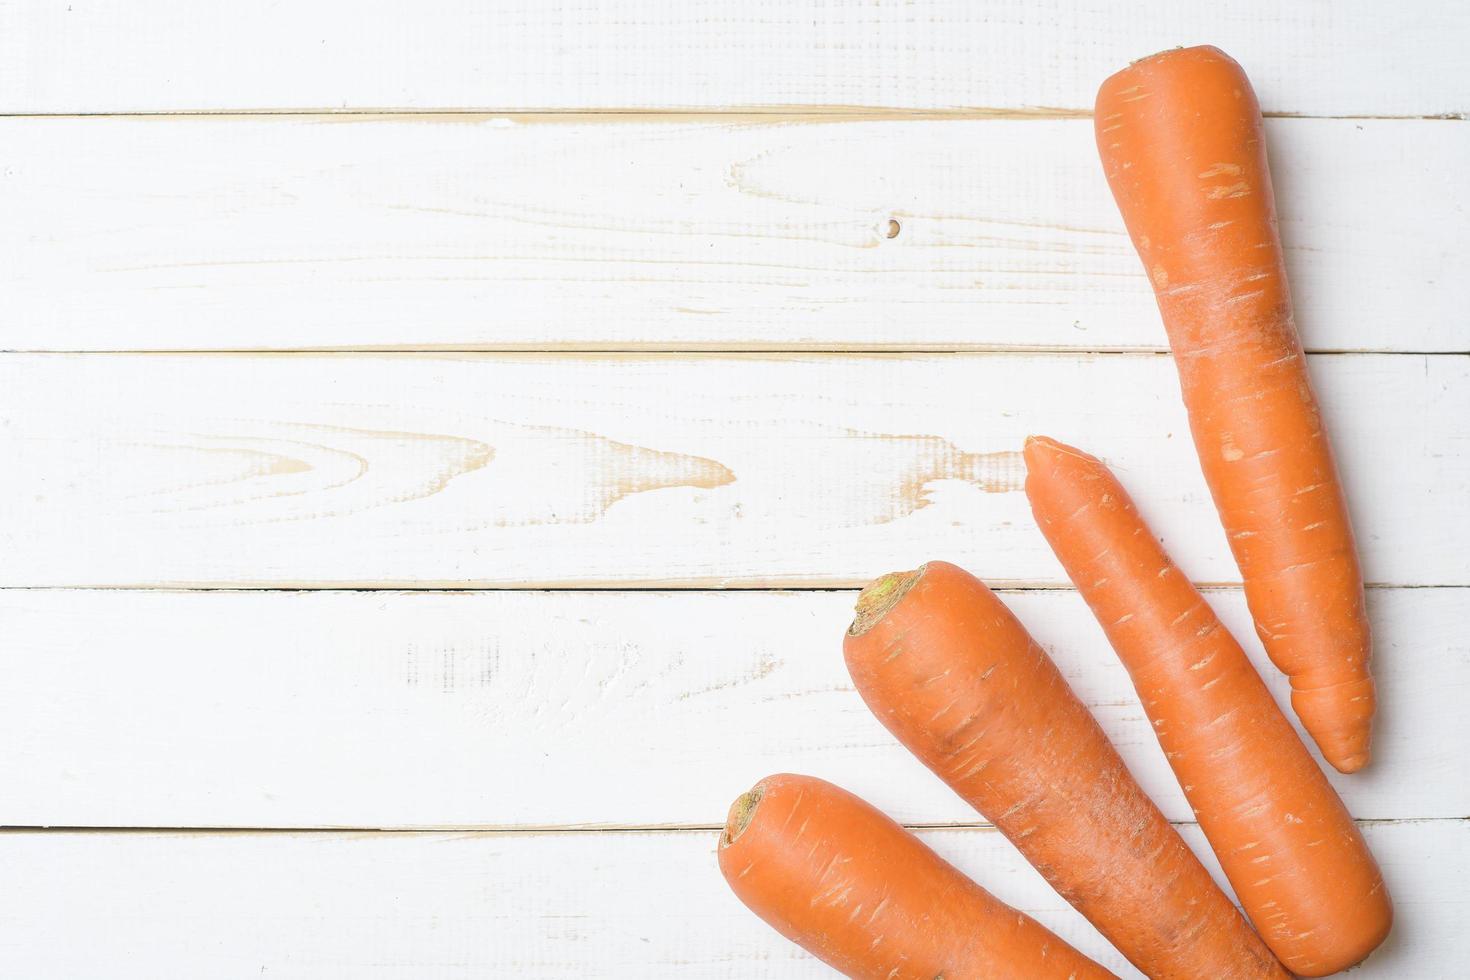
[0,586,1459,830]
[3,116,1465,352]
[6,6,1465,977]
[3,1,1466,115]
[0,822,1460,978]
[1,352,1463,588]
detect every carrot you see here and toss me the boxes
[1094,45,1374,773]
[843,561,1287,979]
[1023,434,1392,975]
[718,772,1116,980]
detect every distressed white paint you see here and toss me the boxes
[1,353,1463,587]
[3,1,1466,116]
[0,586,1460,829]
[2,117,1465,353]
[0,822,1459,978]
[5,4,1466,976]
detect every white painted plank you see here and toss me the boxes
[3,116,1464,353]
[0,587,1460,829]
[3,1,1466,116]
[1,353,1464,588]
[0,822,1459,978]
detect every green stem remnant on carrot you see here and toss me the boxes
[718,773,1116,980]
[849,566,924,636]
[1095,46,1375,773]
[843,562,1288,979]
[1024,435,1391,975]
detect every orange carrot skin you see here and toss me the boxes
[1095,46,1374,773]
[843,562,1287,980]
[1024,435,1391,975]
[718,773,1115,980]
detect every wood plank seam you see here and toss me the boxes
[6,347,1468,356]
[3,818,1462,835]
[1,109,1465,121]
[0,584,1461,593]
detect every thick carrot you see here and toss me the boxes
[843,561,1286,979]
[1094,46,1374,773]
[718,773,1115,980]
[1024,434,1392,975]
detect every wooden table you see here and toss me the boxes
[2,2,1465,975]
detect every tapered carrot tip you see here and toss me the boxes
[1022,436,1110,497]
[1294,678,1376,773]
[1024,434,1095,468]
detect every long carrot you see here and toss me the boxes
[718,773,1116,979]
[1094,45,1374,773]
[1024,434,1392,975]
[843,562,1287,979]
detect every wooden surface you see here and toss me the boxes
[3,2,1466,976]
[2,587,1462,829]
[3,1,1467,115]
[4,353,1465,588]
[0,823,1462,978]
[3,117,1464,353]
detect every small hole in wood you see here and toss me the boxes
[885,218,901,239]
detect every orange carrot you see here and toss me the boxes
[718,773,1116,980]
[1095,45,1374,773]
[1024,434,1392,975]
[843,562,1287,979]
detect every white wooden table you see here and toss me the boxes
[2,2,1465,976]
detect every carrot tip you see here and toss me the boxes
[1022,434,1097,472]
[1022,433,1057,457]
[1291,682,1376,774]
[1126,44,1192,67]
[848,566,925,636]
[722,786,763,847]
[1120,44,1229,70]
